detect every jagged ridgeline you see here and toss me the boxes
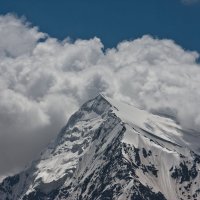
[0,94,200,200]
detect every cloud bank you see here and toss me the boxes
[0,14,200,177]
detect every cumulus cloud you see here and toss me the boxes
[0,14,46,58]
[0,14,200,178]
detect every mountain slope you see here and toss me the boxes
[0,94,200,200]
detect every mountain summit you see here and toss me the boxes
[0,94,200,200]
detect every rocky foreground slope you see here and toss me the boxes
[0,94,200,200]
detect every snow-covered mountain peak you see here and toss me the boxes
[99,94,200,155]
[1,94,200,200]
[82,94,196,154]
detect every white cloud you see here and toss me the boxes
[0,14,46,58]
[0,14,200,177]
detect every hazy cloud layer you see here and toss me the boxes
[0,14,200,177]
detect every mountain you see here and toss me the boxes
[0,94,200,200]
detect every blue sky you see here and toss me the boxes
[0,0,200,52]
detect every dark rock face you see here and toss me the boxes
[171,162,198,183]
[0,174,20,199]
[169,153,200,200]
[22,189,59,200]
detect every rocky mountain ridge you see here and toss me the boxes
[0,94,200,200]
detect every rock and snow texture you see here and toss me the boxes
[0,94,200,200]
